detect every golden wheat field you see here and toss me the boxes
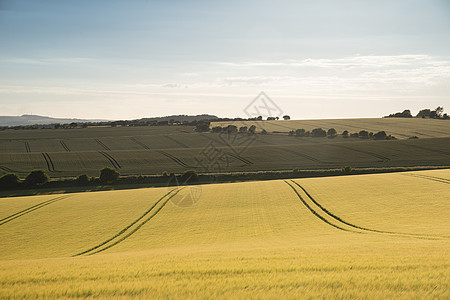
[0,169,449,298]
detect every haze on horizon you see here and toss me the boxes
[0,0,449,120]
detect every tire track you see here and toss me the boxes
[94,139,110,150]
[284,181,355,233]
[227,153,253,165]
[60,140,70,152]
[330,144,390,162]
[279,147,321,163]
[24,141,31,153]
[130,137,150,150]
[164,135,189,148]
[404,173,450,185]
[42,152,55,172]
[0,195,69,226]
[98,151,121,169]
[289,180,446,240]
[74,188,184,256]
[156,150,194,168]
[0,166,15,173]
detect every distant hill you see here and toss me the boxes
[138,114,218,122]
[0,114,218,127]
[0,115,108,127]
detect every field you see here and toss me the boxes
[0,118,449,178]
[0,169,449,298]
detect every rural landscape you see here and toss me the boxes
[1,0,450,299]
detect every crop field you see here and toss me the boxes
[0,118,449,178]
[0,169,449,298]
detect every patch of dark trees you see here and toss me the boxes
[385,106,448,119]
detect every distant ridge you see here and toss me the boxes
[0,114,218,127]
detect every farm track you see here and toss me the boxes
[41,152,55,172]
[227,153,253,166]
[278,148,321,163]
[404,173,450,185]
[130,137,150,150]
[164,135,189,148]
[287,180,446,240]
[60,140,70,152]
[284,180,355,233]
[98,151,121,169]
[74,188,184,256]
[156,150,194,168]
[24,142,31,153]
[94,139,110,151]
[330,144,390,162]
[0,195,69,226]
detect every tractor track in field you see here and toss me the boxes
[60,140,70,152]
[279,148,321,163]
[0,195,69,226]
[98,151,121,169]
[227,153,253,166]
[24,142,31,153]
[94,139,110,151]
[74,188,184,256]
[400,143,450,157]
[403,173,450,185]
[330,144,390,162]
[156,150,194,168]
[164,135,189,148]
[286,180,447,240]
[130,137,150,150]
[41,152,55,172]
[0,166,15,173]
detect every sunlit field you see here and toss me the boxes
[1,169,449,298]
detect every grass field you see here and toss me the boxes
[0,118,449,178]
[0,169,448,298]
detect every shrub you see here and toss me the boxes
[288,130,295,136]
[75,174,90,186]
[342,130,349,137]
[99,167,120,183]
[342,166,352,174]
[358,130,369,139]
[248,125,257,134]
[327,128,337,137]
[224,125,238,134]
[295,129,306,137]
[373,131,387,140]
[24,170,49,186]
[311,128,327,137]
[162,171,169,177]
[195,122,210,132]
[261,129,268,135]
[180,170,199,184]
[211,126,222,133]
[239,126,248,134]
[0,173,21,189]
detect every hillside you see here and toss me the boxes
[0,169,448,298]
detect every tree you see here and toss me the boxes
[24,170,49,186]
[75,174,90,186]
[288,130,295,136]
[327,128,337,137]
[256,116,263,121]
[416,109,431,118]
[342,166,352,174]
[311,128,327,137]
[239,126,248,134]
[211,126,222,133]
[342,130,349,137]
[224,125,238,134]
[195,122,210,132]
[248,125,256,134]
[373,131,387,140]
[180,170,199,184]
[100,167,120,183]
[267,117,276,120]
[261,129,268,134]
[295,129,305,137]
[283,115,290,120]
[435,106,444,118]
[358,130,369,139]
[0,173,21,189]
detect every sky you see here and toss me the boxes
[0,0,449,120]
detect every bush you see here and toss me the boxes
[211,126,222,133]
[24,170,49,186]
[0,173,21,189]
[342,166,352,174]
[248,125,256,134]
[359,130,369,139]
[311,128,327,137]
[373,131,387,140]
[99,167,120,183]
[342,130,349,137]
[75,174,90,186]
[295,129,306,137]
[261,129,268,135]
[239,126,248,134]
[327,128,337,137]
[180,170,199,184]
[195,122,210,132]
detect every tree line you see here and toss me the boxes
[385,107,448,119]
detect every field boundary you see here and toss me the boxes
[74,188,184,256]
[0,195,69,226]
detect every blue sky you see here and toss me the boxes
[0,0,449,119]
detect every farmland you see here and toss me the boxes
[0,169,448,298]
[0,118,449,178]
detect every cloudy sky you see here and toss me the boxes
[0,0,449,120]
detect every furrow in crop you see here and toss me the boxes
[94,139,110,150]
[279,148,321,163]
[164,135,189,148]
[0,196,68,226]
[0,166,15,173]
[24,141,31,153]
[74,188,183,256]
[45,153,55,171]
[290,180,446,240]
[130,137,150,149]
[98,151,121,169]
[227,153,253,165]
[156,150,193,168]
[41,153,52,171]
[60,140,70,152]
[331,144,390,162]
[284,181,355,233]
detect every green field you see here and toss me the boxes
[0,169,449,298]
[0,118,449,178]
